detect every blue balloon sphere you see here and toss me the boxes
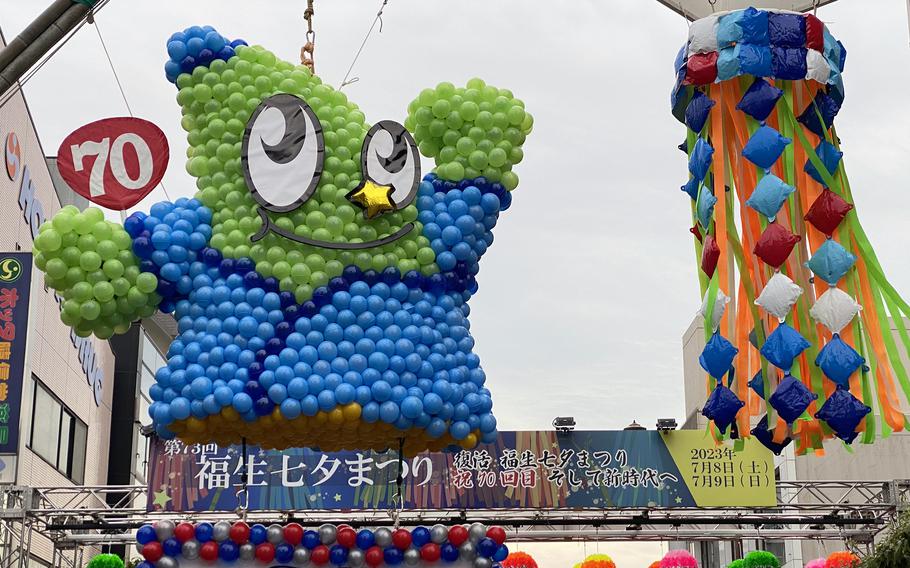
[477,537,498,558]
[440,543,459,562]
[356,529,375,550]
[275,543,295,563]
[249,523,267,545]
[411,526,431,547]
[219,541,240,562]
[493,545,509,562]
[329,545,348,566]
[303,530,320,549]
[136,524,157,544]
[195,522,213,542]
[162,537,182,556]
[384,547,403,566]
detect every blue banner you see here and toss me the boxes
[0,253,31,454]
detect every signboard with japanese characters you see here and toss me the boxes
[147,429,775,511]
[0,253,31,455]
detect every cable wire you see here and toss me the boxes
[339,0,389,89]
[92,15,132,117]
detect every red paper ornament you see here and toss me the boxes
[199,541,219,562]
[701,234,721,277]
[447,525,469,547]
[392,528,413,550]
[754,222,801,268]
[283,523,304,546]
[229,521,250,544]
[141,542,163,562]
[685,52,719,85]
[174,522,195,542]
[690,223,703,243]
[255,543,276,563]
[805,14,824,51]
[421,543,442,562]
[311,545,330,565]
[805,189,853,236]
[365,546,384,567]
[486,526,506,545]
[336,526,357,548]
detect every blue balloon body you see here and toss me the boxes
[303,530,320,549]
[493,544,509,562]
[384,547,403,566]
[136,524,157,545]
[477,538,498,558]
[410,526,431,547]
[329,545,348,566]
[440,544,459,562]
[163,537,182,556]
[275,543,295,563]
[220,541,240,562]
[195,522,214,542]
[249,524,267,545]
[356,529,375,550]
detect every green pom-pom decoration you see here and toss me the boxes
[743,551,780,568]
[406,78,532,189]
[728,560,745,568]
[34,206,159,339]
[86,554,124,568]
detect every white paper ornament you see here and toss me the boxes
[699,288,730,331]
[810,287,861,333]
[755,272,803,319]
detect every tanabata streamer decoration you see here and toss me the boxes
[502,552,537,568]
[32,25,532,453]
[673,8,910,454]
[743,551,780,568]
[660,550,698,568]
[824,552,859,568]
[136,521,508,568]
[572,555,615,568]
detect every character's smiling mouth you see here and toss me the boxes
[250,207,414,250]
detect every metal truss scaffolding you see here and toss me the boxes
[1,480,908,566]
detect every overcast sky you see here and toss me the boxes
[0,0,908,564]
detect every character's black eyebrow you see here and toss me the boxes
[250,207,413,250]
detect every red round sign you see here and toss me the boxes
[56,117,169,210]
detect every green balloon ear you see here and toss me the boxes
[406,78,532,190]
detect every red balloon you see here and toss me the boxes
[141,542,163,562]
[392,529,412,550]
[229,521,250,544]
[311,544,330,565]
[336,526,357,548]
[255,543,275,563]
[448,525,469,547]
[284,523,304,546]
[421,543,441,562]
[486,526,506,545]
[365,546,384,567]
[200,541,219,562]
[174,522,195,542]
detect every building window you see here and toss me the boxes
[27,377,87,483]
[698,542,721,568]
[134,333,165,482]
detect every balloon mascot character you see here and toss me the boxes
[673,7,910,454]
[33,25,532,454]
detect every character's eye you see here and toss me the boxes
[360,120,421,209]
[241,94,324,212]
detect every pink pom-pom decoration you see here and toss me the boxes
[805,559,827,568]
[661,549,698,568]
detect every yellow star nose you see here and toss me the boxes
[346,179,396,219]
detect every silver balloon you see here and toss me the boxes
[212,520,232,542]
[318,523,337,544]
[293,546,311,564]
[403,548,421,566]
[135,543,144,554]
[430,524,449,544]
[240,543,256,561]
[474,558,493,568]
[373,527,392,547]
[460,541,477,561]
[155,520,176,541]
[469,523,486,543]
[156,557,179,568]
[347,548,365,567]
[268,523,285,544]
[181,540,199,560]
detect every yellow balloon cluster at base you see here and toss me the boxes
[169,403,481,456]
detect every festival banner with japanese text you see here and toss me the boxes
[0,253,31,454]
[147,430,776,512]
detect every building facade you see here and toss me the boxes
[680,317,910,568]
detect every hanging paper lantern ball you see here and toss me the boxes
[577,553,617,568]
[825,552,860,568]
[805,559,827,568]
[503,552,538,568]
[743,550,780,568]
[661,550,698,568]
[85,554,124,568]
